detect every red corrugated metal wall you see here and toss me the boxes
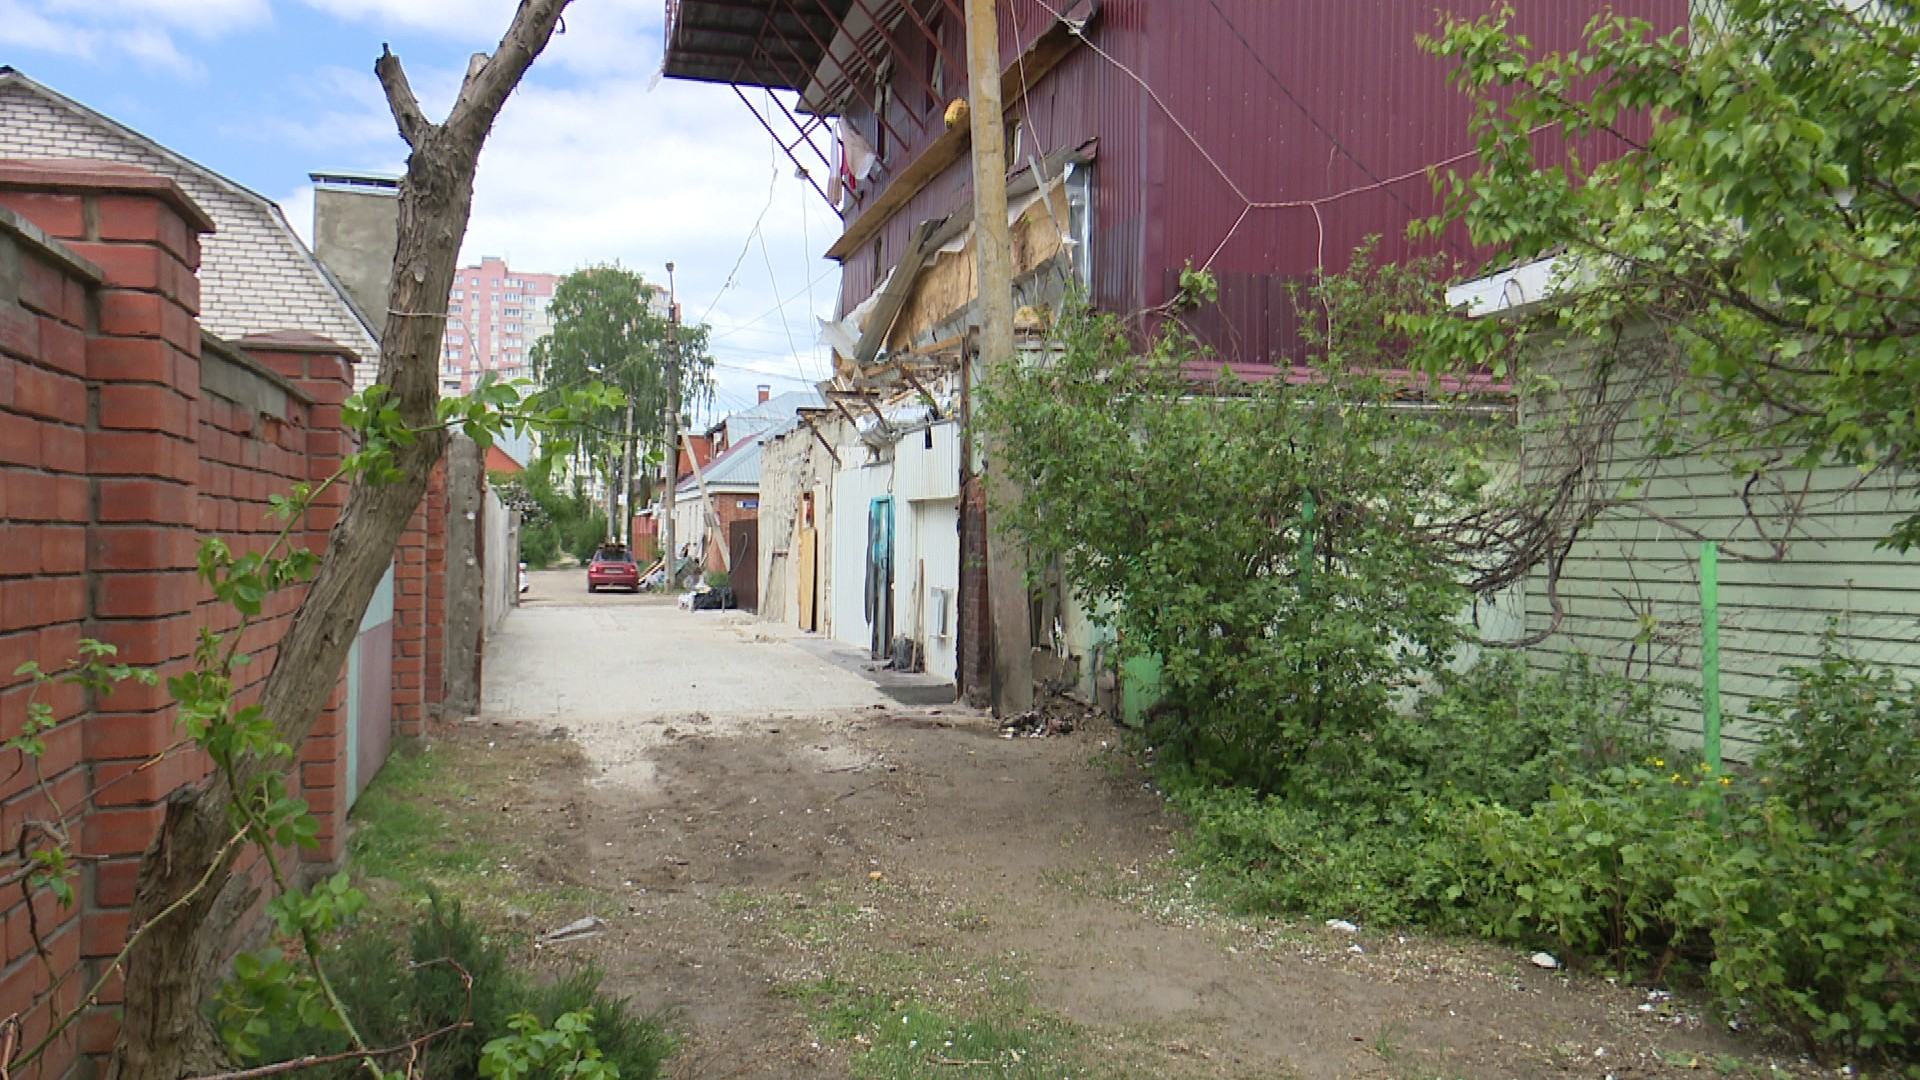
[834,0,1688,366]
[1141,0,1686,368]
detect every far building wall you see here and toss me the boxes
[442,256,558,394]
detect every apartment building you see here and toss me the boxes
[441,256,559,393]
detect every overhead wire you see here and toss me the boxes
[706,265,840,343]
[697,154,782,329]
[756,221,823,386]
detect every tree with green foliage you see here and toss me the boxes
[492,469,609,567]
[531,266,712,545]
[979,258,1517,792]
[1410,0,1920,546]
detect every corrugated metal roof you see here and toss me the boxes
[662,0,853,90]
[680,431,763,493]
[714,388,825,445]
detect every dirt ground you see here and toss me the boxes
[426,572,1819,1080]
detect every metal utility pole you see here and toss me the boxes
[660,261,681,591]
[965,0,1034,715]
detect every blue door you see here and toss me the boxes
[866,497,894,659]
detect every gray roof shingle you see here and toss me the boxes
[0,69,381,377]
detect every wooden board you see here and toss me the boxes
[797,527,819,632]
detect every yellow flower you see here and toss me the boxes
[1671,774,1683,783]
[1653,758,1665,767]
[1719,777,1732,787]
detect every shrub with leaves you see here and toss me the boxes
[1411,0,1920,548]
[1468,760,1720,969]
[980,256,1503,792]
[1685,654,1920,1064]
[223,893,674,1080]
[1168,655,1673,928]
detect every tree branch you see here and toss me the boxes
[375,45,432,149]
[183,1021,472,1080]
[445,0,571,148]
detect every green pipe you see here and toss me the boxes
[1299,490,1317,588]
[1701,540,1722,772]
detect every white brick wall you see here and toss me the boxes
[0,82,381,385]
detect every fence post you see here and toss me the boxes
[1701,540,1722,772]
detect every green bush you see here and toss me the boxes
[225,893,674,1080]
[521,525,560,569]
[1391,651,1920,1068]
[1169,656,1672,929]
[1170,781,1478,927]
[1468,761,1720,968]
[564,511,610,565]
[981,257,1497,794]
[493,472,608,569]
[1391,653,1673,810]
[1687,654,1920,1065]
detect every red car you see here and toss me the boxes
[586,546,641,593]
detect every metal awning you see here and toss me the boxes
[661,0,855,90]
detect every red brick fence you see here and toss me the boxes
[0,160,451,1076]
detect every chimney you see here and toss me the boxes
[309,171,401,341]
[757,385,771,404]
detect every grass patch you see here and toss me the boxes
[345,737,600,925]
[780,974,1098,1080]
[737,886,1157,1079]
[348,743,499,885]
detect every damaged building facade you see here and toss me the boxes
[662,0,1687,705]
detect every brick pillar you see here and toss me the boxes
[0,159,216,1070]
[391,454,452,739]
[393,500,428,737]
[423,463,448,720]
[239,333,356,863]
[0,192,97,1080]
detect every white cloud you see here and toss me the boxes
[294,0,660,77]
[75,0,271,35]
[0,0,270,75]
[232,63,410,162]
[453,71,844,392]
[9,0,846,412]
[295,0,519,37]
[279,184,316,246]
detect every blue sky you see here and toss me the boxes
[2,0,841,421]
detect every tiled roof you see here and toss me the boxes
[0,70,382,381]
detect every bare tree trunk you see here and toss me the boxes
[107,4,570,1077]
